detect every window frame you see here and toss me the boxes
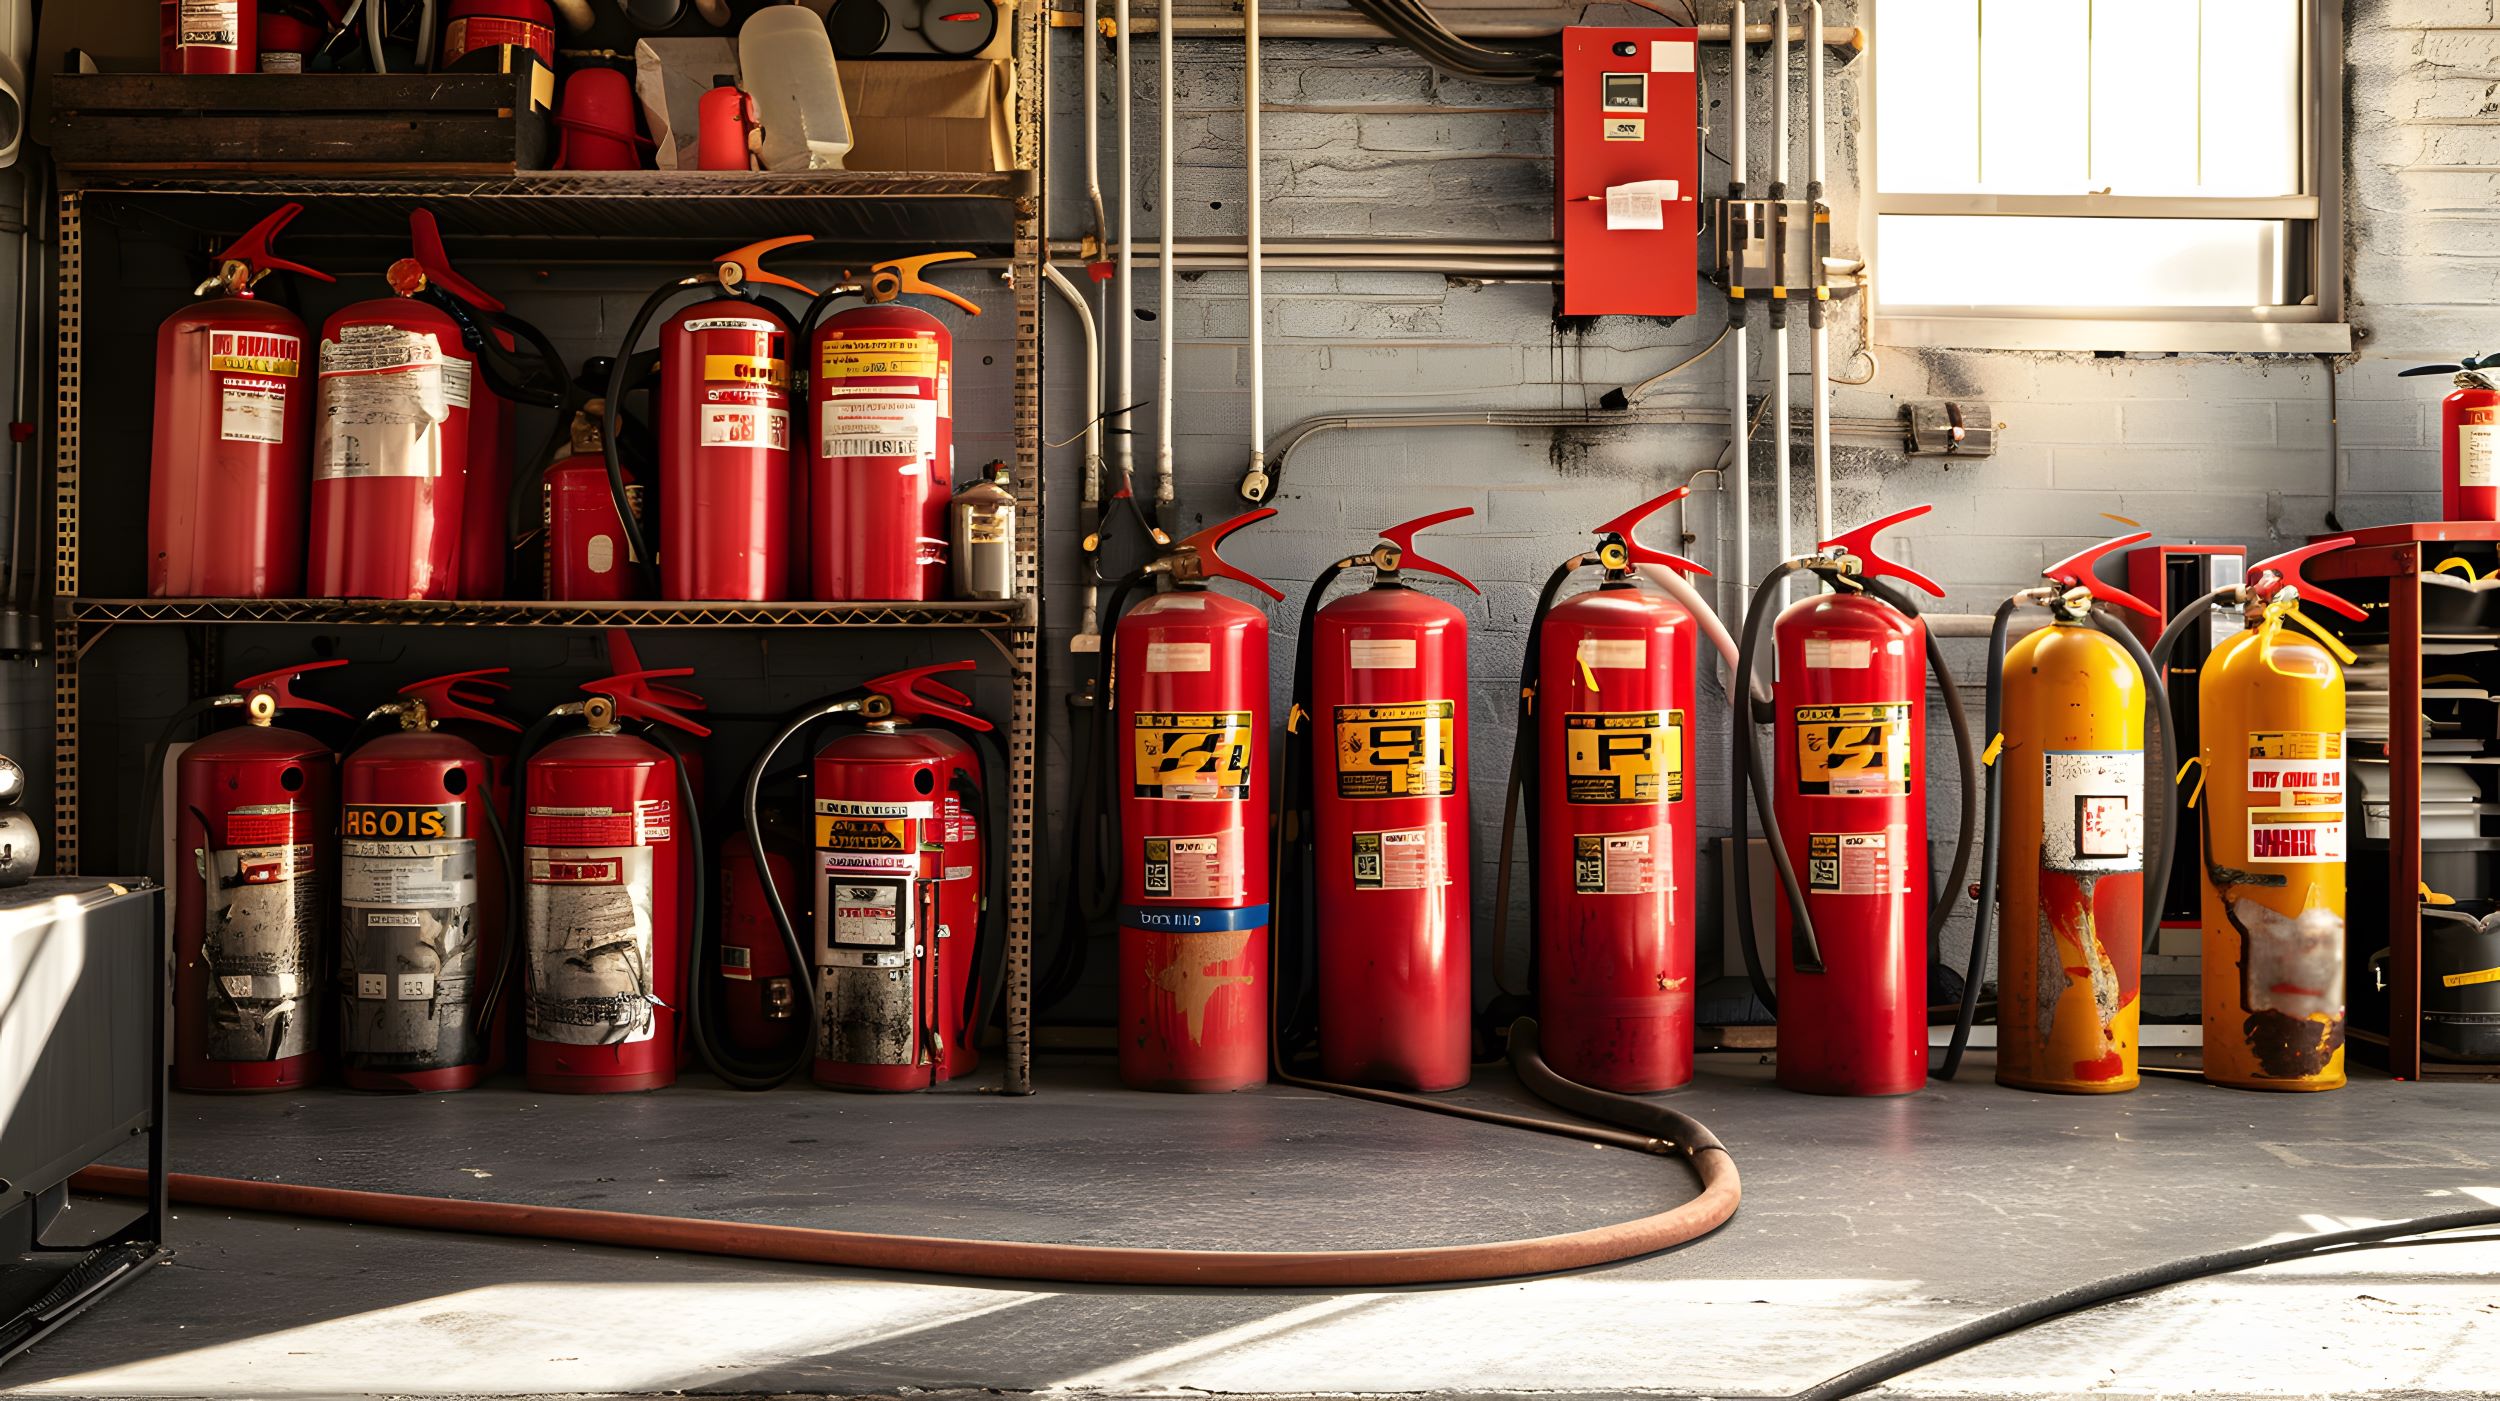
[1864,0,2349,355]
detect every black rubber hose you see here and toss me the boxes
[949,767,1004,1038]
[1490,555,1584,1002]
[2088,605,2177,959]
[1786,1206,2500,1401]
[601,279,694,575]
[1275,560,1354,1057]
[472,793,519,1043]
[1947,594,2025,1082]
[1077,567,1151,923]
[1731,561,1815,1009]
[2147,585,2239,950]
[696,706,848,1091]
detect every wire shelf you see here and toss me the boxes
[68,597,1032,630]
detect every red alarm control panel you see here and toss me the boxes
[1557,26,1701,318]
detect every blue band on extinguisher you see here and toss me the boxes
[1119,904,1272,932]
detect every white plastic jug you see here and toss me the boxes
[737,5,852,171]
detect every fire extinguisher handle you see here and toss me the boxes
[715,235,818,297]
[2043,530,2161,621]
[584,669,716,738]
[1379,506,1483,595]
[229,659,353,718]
[1818,504,1943,598]
[1173,508,1286,600]
[217,203,334,285]
[398,668,523,733]
[407,209,505,313]
[870,252,982,316]
[1590,488,1709,576]
[865,660,994,731]
[2249,537,2368,621]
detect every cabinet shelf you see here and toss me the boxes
[65,597,1031,631]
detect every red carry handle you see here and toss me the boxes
[582,668,714,739]
[407,209,504,313]
[864,660,993,731]
[216,203,332,286]
[2249,537,2366,621]
[398,668,522,734]
[1818,504,1943,599]
[1379,507,1481,596]
[869,252,981,316]
[602,632,709,716]
[1591,488,1708,576]
[1174,509,1285,601]
[230,659,352,719]
[2042,531,2160,621]
[716,235,817,297]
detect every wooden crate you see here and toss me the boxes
[47,63,554,173]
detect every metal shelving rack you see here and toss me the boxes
[44,0,1050,1093]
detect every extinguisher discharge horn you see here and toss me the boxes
[1374,507,1482,595]
[2040,531,2161,620]
[1589,488,1708,577]
[1158,508,1285,600]
[202,203,333,296]
[1813,503,1943,598]
[230,660,353,726]
[2246,537,2367,621]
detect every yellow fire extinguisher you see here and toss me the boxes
[1975,532,2173,1094]
[2154,537,2361,1092]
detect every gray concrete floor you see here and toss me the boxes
[5,1051,2500,1399]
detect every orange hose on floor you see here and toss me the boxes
[75,1023,1738,1287]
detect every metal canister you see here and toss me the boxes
[948,462,1016,601]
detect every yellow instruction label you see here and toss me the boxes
[1333,700,1456,800]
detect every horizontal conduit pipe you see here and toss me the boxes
[1048,11,1863,48]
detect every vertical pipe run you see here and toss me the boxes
[1729,0,1751,627]
[1114,0,1137,505]
[1806,0,1831,544]
[1083,0,1108,253]
[1245,0,1265,491]
[1156,0,1177,511]
[1769,0,1791,603]
[1046,265,1105,639]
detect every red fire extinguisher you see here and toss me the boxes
[1280,507,1479,1092]
[542,393,648,602]
[150,203,331,600]
[308,216,488,600]
[519,663,712,1093]
[163,0,257,73]
[171,660,349,1093]
[337,668,519,1092]
[711,802,807,1057]
[714,663,1000,1092]
[604,237,815,602]
[798,252,981,602]
[1091,510,1283,1092]
[1732,505,1980,1097]
[2401,354,2500,522]
[1495,490,1714,1093]
[405,211,518,599]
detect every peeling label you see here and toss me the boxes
[2043,750,2142,871]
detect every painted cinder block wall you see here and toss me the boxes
[1036,0,2470,1004]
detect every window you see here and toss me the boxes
[1869,0,2346,352]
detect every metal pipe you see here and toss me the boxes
[1729,0,1751,625]
[1807,0,1831,545]
[1044,10,1863,48]
[1082,0,1107,252]
[1156,0,1177,513]
[1052,237,1560,259]
[1770,0,1791,604]
[1244,0,1265,498]
[1114,0,1137,515]
[1045,263,1105,640]
[1266,405,1901,493]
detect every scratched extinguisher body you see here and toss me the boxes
[1772,594,1930,1097]
[336,737,504,1091]
[1314,585,1473,1092]
[307,292,475,600]
[812,726,981,1091]
[522,735,686,1092]
[660,301,794,601]
[810,306,952,601]
[2199,626,2348,1091]
[716,826,806,1055]
[1118,590,1271,1092]
[1536,584,1696,1092]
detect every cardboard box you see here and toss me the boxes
[838,59,1010,174]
